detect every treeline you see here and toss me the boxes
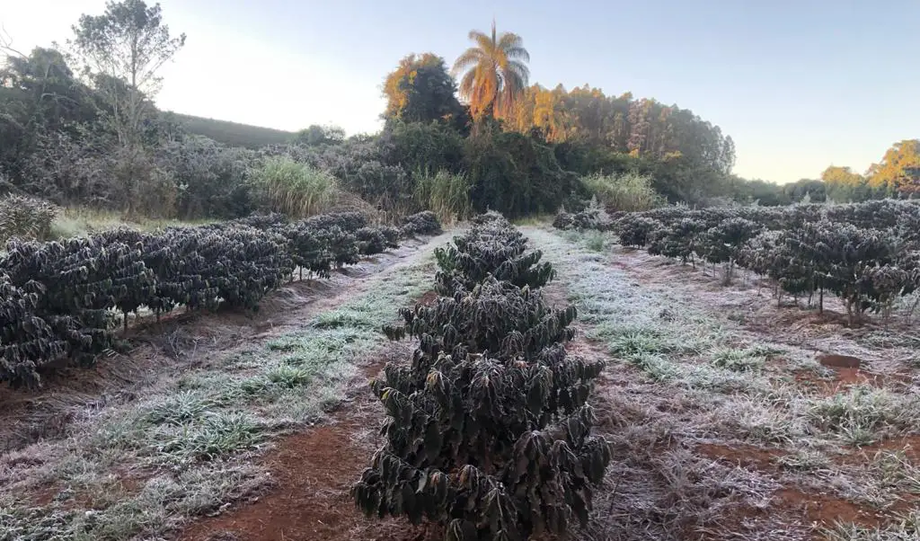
[0,209,440,388]
[722,140,920,207]
[0,2,751,224]
[505,85,735,173]
[10,1,908,222]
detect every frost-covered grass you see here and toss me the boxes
[527,227,774,396]
[526,226,920,538]
[824,510,920,541]
[0,243,438,541]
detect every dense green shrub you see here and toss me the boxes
[158,135,257,219]
[381,121,464,176]
[464,131,577,218]
[614,215,663,248]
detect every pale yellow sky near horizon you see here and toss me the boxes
[2,0,907,185]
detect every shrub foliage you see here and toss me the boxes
[0,211,441,387]
[353,211,610,540]
[556,199,920,324]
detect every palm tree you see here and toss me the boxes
[452,21,530,121]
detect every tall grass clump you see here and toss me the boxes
[413,168,471,225]
[581,171,665,212]
[253,156,338,218]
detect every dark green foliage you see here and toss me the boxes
[157,134,258,219]
[697,217,762,283]
[381,121,465,176]
[647,218,707,264]
[354,212,610,540]
[571,200,920,324]
[387,277,576,359]
[0,272,69,387]
[465,131,578,218]
[614,215,662,248]
[303,211,368,232]
[433,212,554,295]
[780,221,903,322]
[0,211,399,387]
[355,227,389,255]
[382,53,469,131]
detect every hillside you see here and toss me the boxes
[166,112,296,148]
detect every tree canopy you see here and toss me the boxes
[382,53,467,130]
[867,139,920,194]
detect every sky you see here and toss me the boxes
[2,0,918,183]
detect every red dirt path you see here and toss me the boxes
[180,361,425,541]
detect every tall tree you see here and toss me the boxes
[382,53,467,130]
[72,0,185,147]
[821,165,876,202]
[451,21,529,121]
[71,0,185,216]
[867,139,920,195]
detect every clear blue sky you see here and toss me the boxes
[4,0,919,183]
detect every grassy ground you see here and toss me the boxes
[525,226,920,541]
[0,241,439,540]
[50,207,214,239]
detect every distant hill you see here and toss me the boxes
[0,89,295,147]
[165,112,295,148]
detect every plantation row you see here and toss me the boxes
[0,211,442,387]
[353,212,611,540]
[556,199,920,323]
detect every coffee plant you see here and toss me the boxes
[401,210,442,237]
[433,212,554,295]
[354,213,610,540]
[0,208,440,387]
[556,199,920,324]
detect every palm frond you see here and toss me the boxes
[474,32,496,57]
[452,48,485,75]
[498,32,525,51]
[458,70,477,100]
[507,60,530,84]
[503,46,530,62]
[454,22,530,120]
[468,29,488,42]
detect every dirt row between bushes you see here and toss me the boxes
[526,227,920,541]
[0,233,451,541]
[173,226,920,541]
[7,224,919,541]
